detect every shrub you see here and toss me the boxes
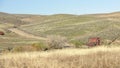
[32,41,49,51]
[12,41,48,52]
[46,35,68,49]
[12,45,40,52]
[12,46,27,52]
[71,40,84,48]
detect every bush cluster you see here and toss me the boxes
[46,35,68,49]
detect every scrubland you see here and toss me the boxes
[0,46,120,68]
[0,12,120,68]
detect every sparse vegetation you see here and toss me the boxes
[0,46,120,68]
[32,41,48,51]
[10,41,48,52]
[47,35,68,49]
[0,12,120,49]
[0,12,120,68]
[70,40,85,48]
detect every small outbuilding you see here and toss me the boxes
[0,31,5,35]
[87,37,100,47]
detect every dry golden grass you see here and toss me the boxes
[0,46,120,68]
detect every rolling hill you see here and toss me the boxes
[0,12,120,50]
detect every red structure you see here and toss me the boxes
[87,37,100,47]
[0,31,5,35]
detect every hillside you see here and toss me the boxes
[0,12,120,50]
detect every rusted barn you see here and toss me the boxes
[0,31,5,35]
[87,37,100,47]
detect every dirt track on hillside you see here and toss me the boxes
[8,28,47,40]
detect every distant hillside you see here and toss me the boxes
[0,12,120,49]
[20,12,120,41]
[0,12,30,27]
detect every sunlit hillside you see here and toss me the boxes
[0,12,120,50]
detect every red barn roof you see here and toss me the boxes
[87,37,101,47]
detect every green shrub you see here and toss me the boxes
[32,41,49,51]
[12,41,48,52]
[71,40,84,48]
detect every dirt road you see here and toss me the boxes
[8,28,47,40]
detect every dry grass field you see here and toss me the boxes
[0,12,120,68]
[0,46,120,68]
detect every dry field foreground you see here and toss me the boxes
[0,46,120,68]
